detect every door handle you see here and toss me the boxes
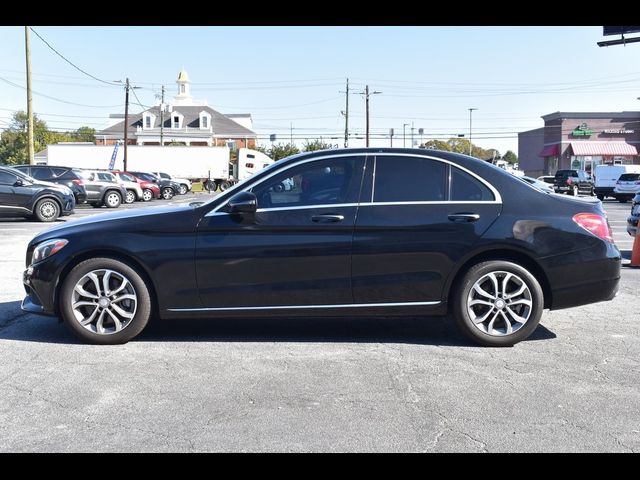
[311,214,345,223]
[448,213,480,222]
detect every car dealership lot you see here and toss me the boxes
[0,196,638,452]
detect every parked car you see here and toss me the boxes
[520,175,554,194]
[97,171,143,204]
[129,171,179,200]
[627,193,640,237]
[73,170,127,208]
[536,175,555,185]
[14,165,88,204]
[153,172,192,195]
[553,169,594,196]
[0,166,75,222]
[594,164,640,200]
[114,171,161,201]
[613,173,640,203]
[22,148,621,346]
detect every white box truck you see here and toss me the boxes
[593,164,640,200]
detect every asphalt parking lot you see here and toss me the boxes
[0,195,638,452]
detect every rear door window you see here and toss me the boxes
[373,155,446,202]
[31,168,53,180]
[450,167,495,201]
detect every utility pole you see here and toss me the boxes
[24,26,34,165]
[123,78,130,171]
[160,85,165,146]
[468,107,478,156]
[343,78,349,148]
[356,85,382,147]
[290,122,293,145]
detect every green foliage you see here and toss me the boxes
[420,140,451,151]
[302,139,334,152]
[503,150,518,164]
[0,111,65,165]
[265,143,300,161]
[73,126,96,142]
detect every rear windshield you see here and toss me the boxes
[555,170,577,177]
[619,173,640,181]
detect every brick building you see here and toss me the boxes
[518,111,640,177]
[96,69,257,149]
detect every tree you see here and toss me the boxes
[503,150,518,165]
[485,149,501,161]
[302,139,333,152]
[267,143,300,161]
[0,111,52,165]
[73,126,96,142]
[421,140,451,151]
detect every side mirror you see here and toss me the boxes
[228,191,257,214]
[14,178,24,186]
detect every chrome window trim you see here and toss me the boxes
[168,300,441,312]
[205,151,502,217]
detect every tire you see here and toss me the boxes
[59,257,152,345]
[161,187,174,200]
[205,180,217,192]
[104,191,122,208]
[34,198,60,222]
[178,184,188,195]
[451,260,544,347]
[124,190,136,204]
[597,194,604,201]
[219,181,231,191]
[142,189,153,202]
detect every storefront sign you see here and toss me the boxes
[603,129,634,134]
[572,123,593,136]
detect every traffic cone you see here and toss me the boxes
[630,231,640,268]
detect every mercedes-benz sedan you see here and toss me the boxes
[21,148,621,346]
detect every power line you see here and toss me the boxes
[29,27,120,86]
[0,76,123,108]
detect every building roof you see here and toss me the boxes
[177,69,190,82]
[542,111,640,121]
[97,105,256,137]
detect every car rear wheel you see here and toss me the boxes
[597,194,604,201]
[142,189,153,201]
[59,258,152,344]
[161,187,174,200]
[105,191,122,208]
[205,180,218,192]
[124,190,136,204]
[34,198,60,222]
[219,181,231,191]
[451,260,544,347]
[178,184,188,195]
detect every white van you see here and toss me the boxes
[593,164,640,200]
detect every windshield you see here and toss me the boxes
[119,172,136,182]
[133,172,157,182]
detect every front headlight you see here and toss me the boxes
[32,238,68,264]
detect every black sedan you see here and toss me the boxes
[21,148,621,346]
[0,166,75,222]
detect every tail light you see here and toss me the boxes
[72,179,84,186]
[573,213,614,243]
[566,178,572,185]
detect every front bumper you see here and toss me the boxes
[21,260,59,317]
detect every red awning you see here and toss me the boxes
[538,144,559,157]
[570,141,638,156]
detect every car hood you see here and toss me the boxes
[31,203,198,243]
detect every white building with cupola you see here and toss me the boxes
[96,69,257,149]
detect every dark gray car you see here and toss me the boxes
[73,169,127,208]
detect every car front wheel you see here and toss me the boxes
[124,190,136,204]
[142,189,153,201]
[178,184,188,195]
[59,258,152,344]
[104,191,122,208]
[451,260,544,347]
[34,198,60,222]
[161,187,174,200]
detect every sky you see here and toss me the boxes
[0,26,639,156]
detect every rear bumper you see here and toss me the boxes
[594,187,614,196]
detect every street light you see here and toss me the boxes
[403,123,409,148]
[468,108,478,156]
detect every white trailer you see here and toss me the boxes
[40,144,271,191]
